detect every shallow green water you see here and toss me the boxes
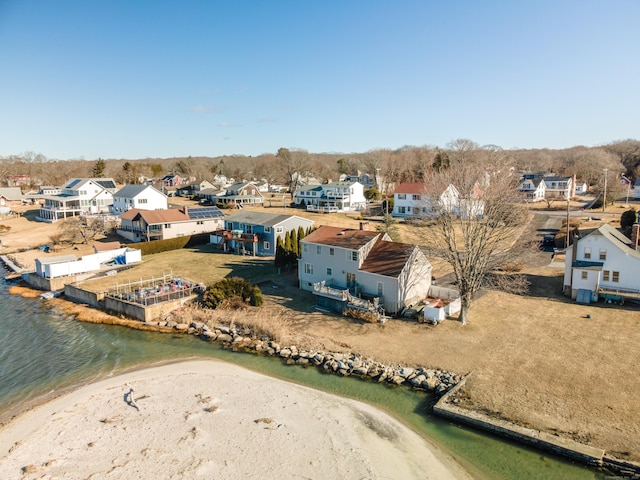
[0,274,611,479]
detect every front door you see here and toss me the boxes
[347,272,356,288]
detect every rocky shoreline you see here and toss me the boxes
[164,319,462,395]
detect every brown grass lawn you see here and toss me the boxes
[3,204,640,460]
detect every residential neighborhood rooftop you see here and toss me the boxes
[226,211,307,227]
[394,183,424,194]
[359,239,418,278]
[302,225,380,249]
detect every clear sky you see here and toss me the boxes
[1,1,638,160]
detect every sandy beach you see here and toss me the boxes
[0,359,469,480]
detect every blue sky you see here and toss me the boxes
[1,1,638,160]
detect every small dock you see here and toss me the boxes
[0,255,27,280]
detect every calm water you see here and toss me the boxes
[0,268,610,479]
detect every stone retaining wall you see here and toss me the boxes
[433,375,640,477]
[156,319,462,395]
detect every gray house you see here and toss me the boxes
[211,211,314,256]
[298,225,433,314]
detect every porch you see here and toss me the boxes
[312,281,381,314]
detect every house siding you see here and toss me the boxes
[564,226,640,300]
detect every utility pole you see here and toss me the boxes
[603,168,608,212]
[566,198,570,249]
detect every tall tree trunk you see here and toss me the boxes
[459,295,471,325]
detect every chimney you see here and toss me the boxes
[359,221,369,231]
[632,223,640,250]
[181,206,189,217]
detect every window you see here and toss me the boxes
[264,227,271,233]
[304,263,313,274]
[599,249,607,260]
[303,244,308,253]
[197,221,204,225]
[398,194,406,200]
[245,225,253,234]
[412,194,421,200]
[581,271,588,280]
[612,271,620,282]
[348,251,358,261]
[164,224,171,228]
[317,245,322,255]
[399,206,406,214]
[276,227,283,233]
[603,270,610,281]
[377,282,383,296]
[139,198,147,204]
[584,247,591,259]
[226,222,233,230]
[264,241,270,250]
[326,267,332,276]
[329,247,334,256]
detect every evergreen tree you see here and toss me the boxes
[290,228,298,256]
[274,236,286,268]
[621,208,637,233]
[432,148,451,172]
[92,158,106,177]
[297,226,305,254]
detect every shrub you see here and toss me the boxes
[621,208,637,230]
[124,233,210,255]
[203,277,264,309]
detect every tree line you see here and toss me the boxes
[2,139,639,192]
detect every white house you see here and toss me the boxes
[574,182,588,195]
[294,181,366,213]
[392,183,428,217]
[38,178,117,222]
[563,223,640,303]
[111,184,168,214]
[519,173,574,199]
[517,177,547,202]
[118,206,225,242]
[216,182,265,207]
[392,183,482,219]
[35,246,141,279]
[298,225,432,314]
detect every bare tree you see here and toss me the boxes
[276,147,309,196]
[422,151,528,325]
[60,217,104,244]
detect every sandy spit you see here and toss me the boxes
[0,359,470,480]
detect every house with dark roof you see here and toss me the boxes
[161,174,185,188]
[212,211,314,256]
[176,180,215,197]
[518,173,574,199]
[517,176,546,201]
[563,223,640,303]
[298,225,432,314]
[37,178,117,222]
[118,206,224,242]
[111,184,168,214]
